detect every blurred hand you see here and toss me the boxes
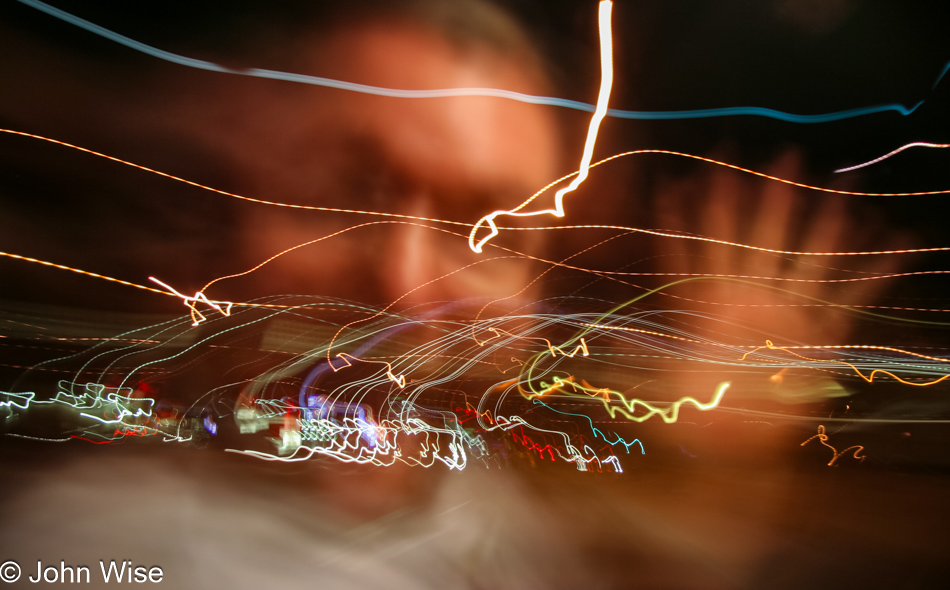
[653,150,907,348]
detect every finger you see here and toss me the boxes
[654,176,694,274]
[785,195,851,298]
[702,167,743,278]
[747,151,802,279]
[749,151,801,251]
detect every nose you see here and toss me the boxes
[378,193,545,312]
[380,193,437,305]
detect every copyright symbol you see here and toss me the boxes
[0,561,20,583]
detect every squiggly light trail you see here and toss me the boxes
[526,377,732,425]
[470,0,613,253]
[7,292,948,470]
[2,125,949,472]
[4,128,950,327]
[3,3,950,476]
[742,341,950,387]
[801,425,866,466]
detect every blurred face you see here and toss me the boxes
[177,19,562,307]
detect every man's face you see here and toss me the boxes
[182,20,563,307]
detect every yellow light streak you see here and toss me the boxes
[527,376,731,425]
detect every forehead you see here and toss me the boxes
[297,21,563,206]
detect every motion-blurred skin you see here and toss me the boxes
[148,5,569,521]
[142,8,562,308]
[6,1,596,583]
[1,3,947,590]
[0,4,585,587]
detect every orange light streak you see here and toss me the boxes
[483,327,589,358]
[4,127,950,259]
[334,353,406,388]
[0,250,169,296]
[741,340,950,387]
[148,276,232,326]
[4,127,950,332]
[801,425,866,466]
[578,322,704,345]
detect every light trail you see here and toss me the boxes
[0,249,169,296]
[742,341,950,387]
[835,142,950,173]
[4,3,950,476]
[801,425,866,466]
[6,295,950,469]
[469,0,613,253]
[16,0,940,123]
[148,277,233,326]
[0,129,469,227]
[4,127,950,263]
